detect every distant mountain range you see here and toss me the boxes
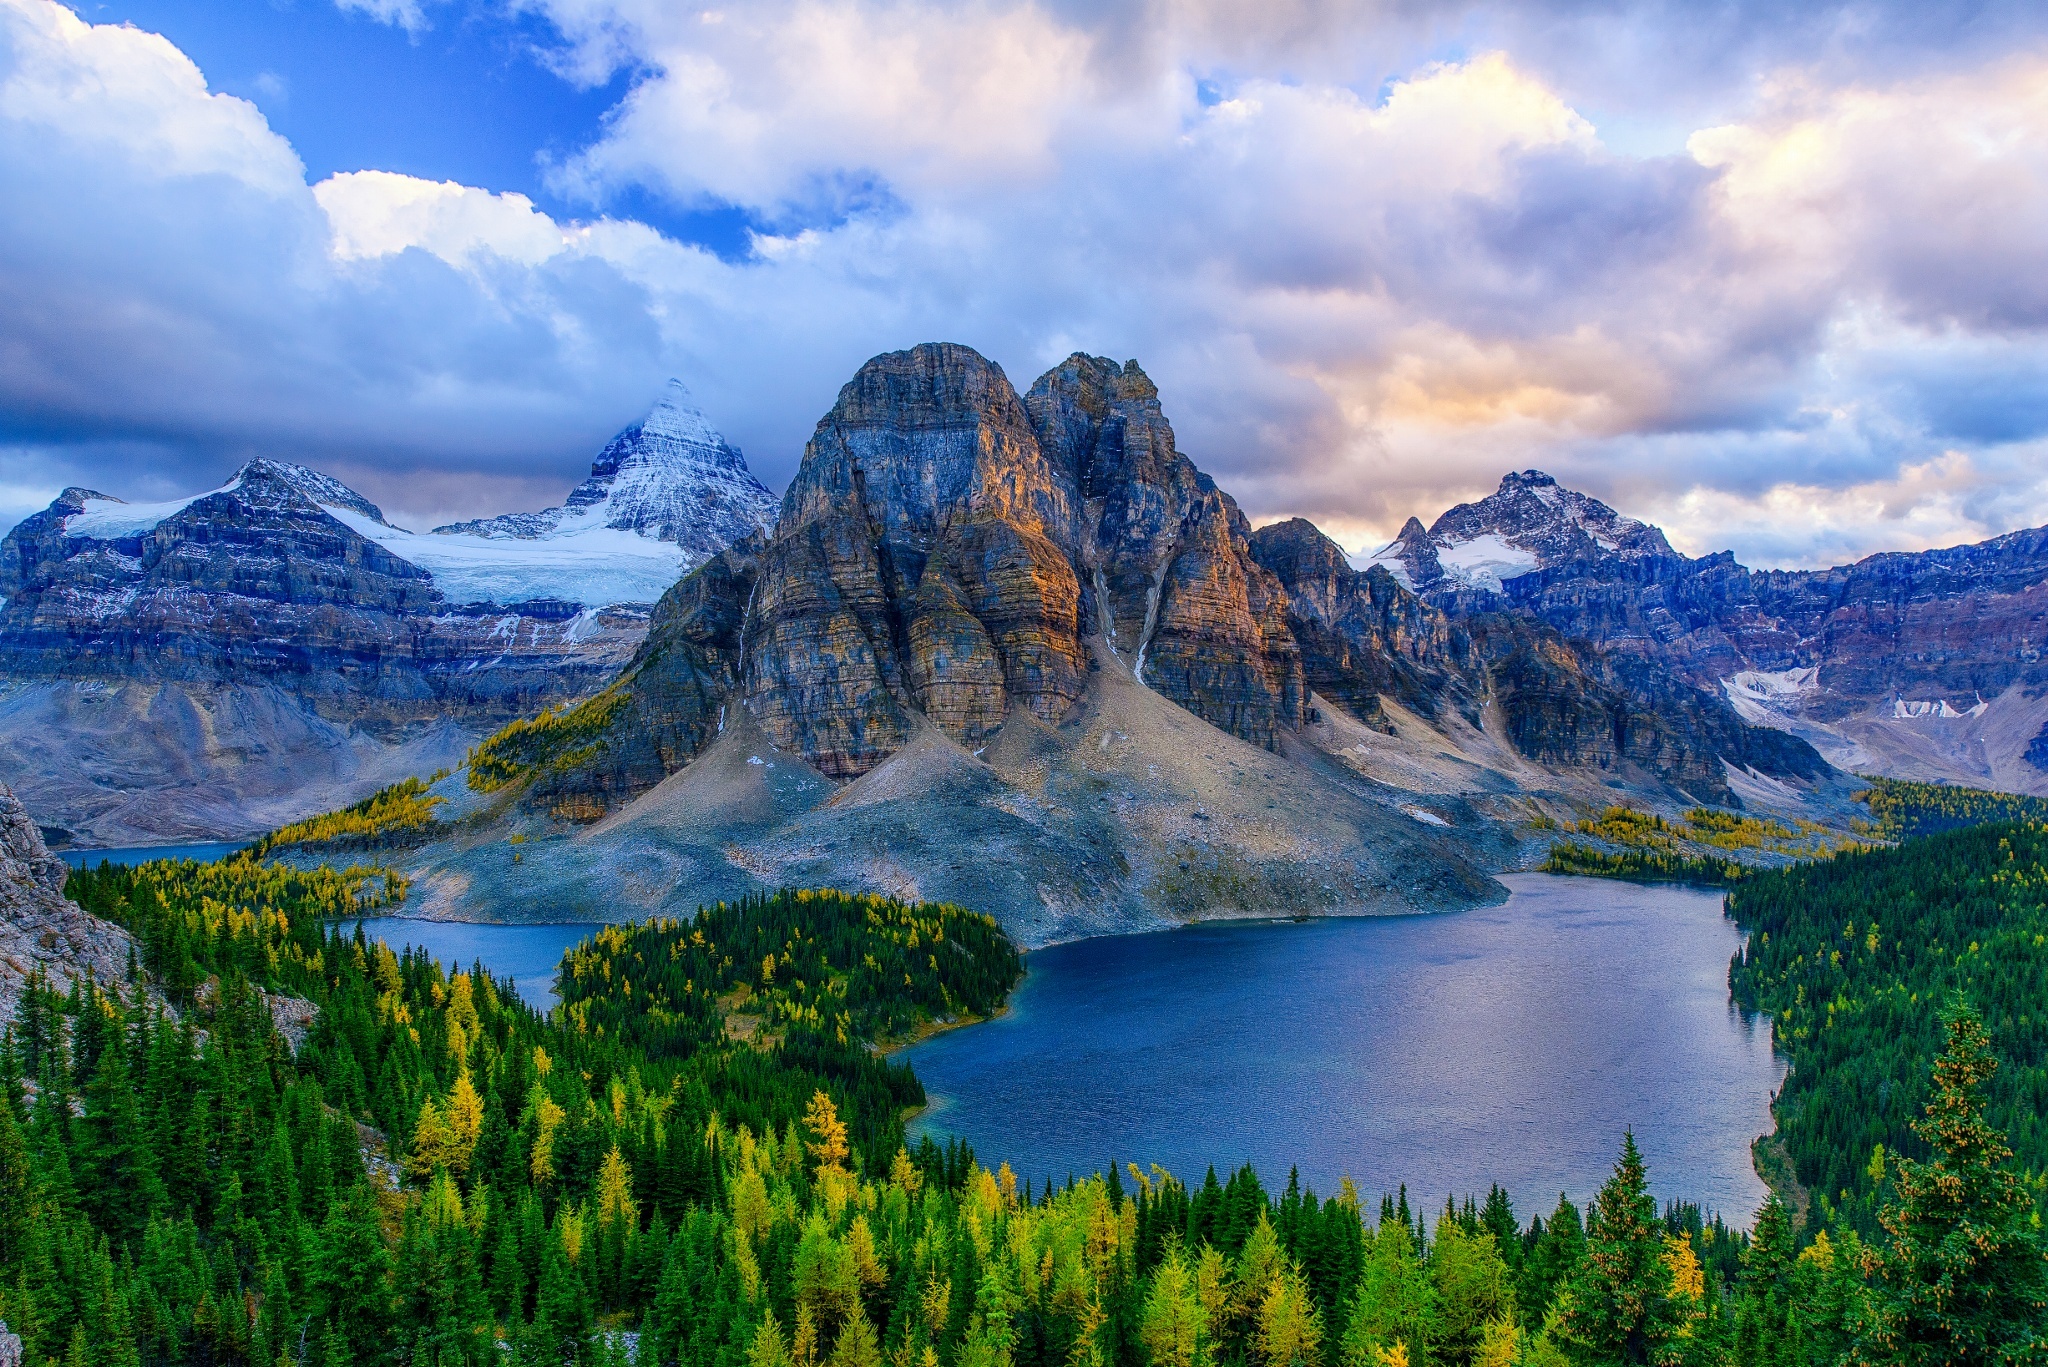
[0,383,774,846]
[1364,470,2048,794]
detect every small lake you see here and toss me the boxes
[352,919,600,1011]
[60,841,248,867]
[901,874,1783,1224]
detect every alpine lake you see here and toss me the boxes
[66,849,1782,1222]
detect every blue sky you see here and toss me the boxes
[5,0,2048,567]
[73,0,763,255]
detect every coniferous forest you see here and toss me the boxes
[4,825,2042,1364]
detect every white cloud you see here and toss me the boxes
[316,171,573,266]
[334,0,441,37]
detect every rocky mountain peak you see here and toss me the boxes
[780,342,1066,546]
[434,380,777,563]
[1369,470,1674,593]
[232,458,390,523]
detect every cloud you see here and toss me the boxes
[6,0,2048,568]
[333,0,442,37]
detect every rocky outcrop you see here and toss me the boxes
[0,787,138,1021]
[493,346,1333,808]
[1250,517,1822,803]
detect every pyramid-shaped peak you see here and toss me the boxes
[639,379,727,451]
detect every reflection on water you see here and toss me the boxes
[902,874,1784,1223]
[352,919,601,1010]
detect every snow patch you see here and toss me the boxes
[63,480,239,539]
[1892,695,1989,720]
[1355,541,1416,587]
[1722,668,1822,727]
[323,506,687,607]
[1433,534,1540,591]
[1402,806,1451,827]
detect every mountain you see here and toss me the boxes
[0,386,773,846]
[1365,470,1675,594]
[1370,473,2048,794]
[381,345,1828,941]
[434,379,776,561]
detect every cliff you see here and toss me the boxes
[0,787,139,1022]
[390,344,1838,939]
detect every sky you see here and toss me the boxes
[4,0,2048,567]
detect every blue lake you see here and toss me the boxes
[60,842,248,867]
[901,874,1783,1224]
[353,919,601,1010]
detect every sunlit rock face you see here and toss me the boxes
[580,343,1299,782]
[736,344,1310,777]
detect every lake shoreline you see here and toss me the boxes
[900,874,1785,1223]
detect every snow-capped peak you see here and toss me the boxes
[1373,470,1676,594]
[433,379,777,562]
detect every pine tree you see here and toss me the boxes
[1734,1195,1795,1367]
[1553,1134,1680,1367]
[1341,1216,1437,1367]
[1860,999,2047,1366]
[78,1024,165,1241]
[1519,1197,1585,1331]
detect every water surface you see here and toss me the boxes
[903,874,1782,1222]
[60,841,246,867]
[353,918,601,1010]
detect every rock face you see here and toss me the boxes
[485,345,1821,822]
[0,786,138,1022]
[565,346,1305,789]
[0,384,772,843]
[1248,518,1824,803]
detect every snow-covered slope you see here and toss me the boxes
[1364,470,1674,593]
[433,379,779,570]
[37,384,779,611]
[327,510,695,608]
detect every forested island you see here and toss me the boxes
[10,808,2045,1363]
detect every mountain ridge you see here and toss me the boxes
[0,383,772,845]
[1371,473,2048,793]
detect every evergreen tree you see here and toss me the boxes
[1519,1197,1585,1331]
[1860,1000,2047,1366]
[1553,1135,1680,1367]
